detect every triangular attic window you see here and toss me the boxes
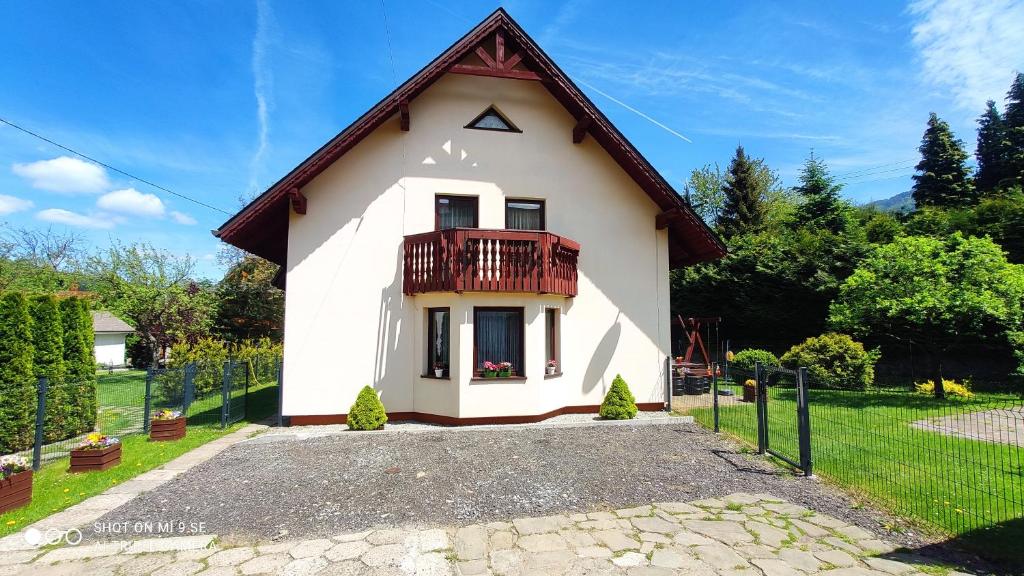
[465,106,521,132]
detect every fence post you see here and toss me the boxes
[712,363,720,433]
[664,356,671,412]
[755,361,766,455]
[797,366,813,477]
[183,363,196,415]
[276,359,284,428]
[221,360,231,429]
[143,368,153,433]
[243,361,251,420]
[32,378,47,471]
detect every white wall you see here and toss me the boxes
[282,72,671,418]
[95,333,128,367]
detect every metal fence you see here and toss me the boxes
[2,359,281,469]
[673,358,1024,557]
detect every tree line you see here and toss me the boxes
[0,227,284,370]
[0,294,95,453]
[674,73,1024,396]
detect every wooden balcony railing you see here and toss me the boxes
[404,228,580,297]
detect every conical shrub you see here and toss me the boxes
[599,374,637,420]
[0,292,36,453]
[30,295,69,442]
[347,385,387,430]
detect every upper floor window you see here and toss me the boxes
[436,195,478,230]
[506,199,545,231]
[465,106,521,133]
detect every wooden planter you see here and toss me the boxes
[0,470,32,514]
[743,385,757,403]
[150,417,186,441]
[69,443,121,473]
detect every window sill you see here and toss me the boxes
[470,376,527,382]
[544,371,563,379]
[420,374,450,380]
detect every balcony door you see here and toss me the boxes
[436,195,478,230]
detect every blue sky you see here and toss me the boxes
[1,0,1022,278]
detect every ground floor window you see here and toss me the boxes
[427,307,449,377]
[474,307,524,376]
[545,308,559,374]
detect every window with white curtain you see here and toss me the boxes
[473,307,524,377]
[506,199,545,231]
[436,195,478,229]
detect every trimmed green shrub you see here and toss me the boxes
[730,349,779,375]
[599,374,637,420]
[347,386,387,430]
[60,298,97,434]
[0,292,36,453]
[30,295,70,442]
[780,333,879,390]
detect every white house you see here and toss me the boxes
[215,9,725,425]
[91,311,134,368]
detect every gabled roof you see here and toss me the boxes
[214,8,725,268]
[92,310,134,334]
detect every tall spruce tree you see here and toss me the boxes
[794,151,846,233]
[1003,73,1024,185]
[0,292,36,453]
[718,145,768,237]
[912,113,974,208]
[975,100,1010,193]
[30,294,69,442]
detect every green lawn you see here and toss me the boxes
[1,376,279,538]
[688,384,1024,564]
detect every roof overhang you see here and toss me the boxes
[214,8,725,269]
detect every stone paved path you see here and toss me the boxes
[5,493,970,576]
[912,407,1024,447]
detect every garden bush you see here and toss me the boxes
[599,374,637,420]
[916,379,973,399]
[30,295,70,442]
[781,332,879,390]
[348,386,387,430]
[730,349,779,375]
[0,293,36,453]
[166,338,283,401]
[60,298,97,434]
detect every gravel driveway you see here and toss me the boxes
[91,420,920,547]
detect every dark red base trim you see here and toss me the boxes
[288,403,665,427]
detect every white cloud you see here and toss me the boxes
[170,210,198,225]
[11,156,110,193]
[909,0,1024,111]
[36,208,115,229]
[250,0,274,193]
[96,188,165,218]
[0,194,33,215]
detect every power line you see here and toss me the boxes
[833,158,918,179]
[0,116,232,215]
[837,165,918,182]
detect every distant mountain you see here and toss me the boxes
[864,191,914,213]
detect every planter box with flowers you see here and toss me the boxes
[432,362,446,378]
[150,409,186,441]
[742,379,757,402]
[0,456,32,514]
[481,361,514,378]
[69,433,121,473]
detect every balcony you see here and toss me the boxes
[404,228,580,297]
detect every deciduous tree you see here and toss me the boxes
[829,234,1024,398]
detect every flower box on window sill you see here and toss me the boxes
[471,375,526,382]
[0,470,32,514]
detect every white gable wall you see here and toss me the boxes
[282,73,671,418]
[95,332,129,367]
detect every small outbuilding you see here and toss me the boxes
[91,311,134,368]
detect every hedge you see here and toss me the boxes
[0,293,36,453]
[30,295,70,442]
[60,297,97,435]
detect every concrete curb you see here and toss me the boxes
[252,414,695,442]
